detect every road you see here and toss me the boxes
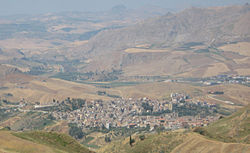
[207,95,234,105]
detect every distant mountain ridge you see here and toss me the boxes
[86,4,250,51]
[79,4,250,77]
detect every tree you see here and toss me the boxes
[105,136,111,142]
[142,102,153,112]
[129,135,135,146]
[139,135,145,141]
[3,126,11,131]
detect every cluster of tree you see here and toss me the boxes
[68,98,86,110]
[97,91,121,98]
[97,91,106,95]
[88,126,150,138]
[208,91,224,95]
[193,127,211,137]
[105,136,111,142]
[173,103,214,117]
[36,98,86,112]
[68,123,85,139]
[95,69,122,82]
[11,112,54,131]
[140,109,171,116]
[139,135,145,141]
[27,66,47,75]
[106,94,121,98]
[52,72,88,81]
[52,68,122,82]
[1,99,19,105]
[129,135,135,146]
[141,102,153,112]
[0,108,19,121]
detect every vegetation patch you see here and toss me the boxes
[13,131,93,153]
[10,112,55,131]
[68,123,85,139]
[194,105,250,144]
[100,132,186,153]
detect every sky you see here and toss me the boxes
[0,0,249,15]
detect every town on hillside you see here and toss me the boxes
[10,93,220,132]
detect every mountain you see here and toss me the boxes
[1,5,249,78]
[0,130,93,153]
[0,6,170,80]
[79,4,250,77]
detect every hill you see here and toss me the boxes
[0,72,112,103]
[172,132,250,153]
[99,105,250,153]
[194,105,250,144]
[98,131,250,153]
[98,132,186,153]
[0,64,22,78]
[0,130,93,153]
[79,4,250,77]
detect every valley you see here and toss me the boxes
[0,3,249,153]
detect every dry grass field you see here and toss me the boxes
[45,121,70,134]
[124,48,169,53]
[0,131,60,153]
[235,68,250,76]
[121,44,249,77]
[172,133,250,153]
[203,105,250,144]
[0,75,112,104]
[98,132,186,153]
[114,82,203,100]
[219,42,250,56]
[203,63,230,78]
[202,84,250,106]
[1,73,249,107]
[98,131,250,153]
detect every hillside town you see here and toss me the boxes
[47,93,219,131]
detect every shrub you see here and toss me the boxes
[139,135,145,141]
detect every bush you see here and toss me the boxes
[139,135,145,141]
[1,126,11,131]
[105,136,111,142]
[129,135,135,146]
[193,127,210,136]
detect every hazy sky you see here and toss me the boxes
[0,0,249,15]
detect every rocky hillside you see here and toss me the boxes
[79,4,250,77]
[86,5,250,51]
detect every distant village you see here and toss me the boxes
[175,75,250,86]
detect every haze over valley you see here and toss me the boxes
[0,1,250,153]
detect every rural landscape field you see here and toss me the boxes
[0,0,250,153]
